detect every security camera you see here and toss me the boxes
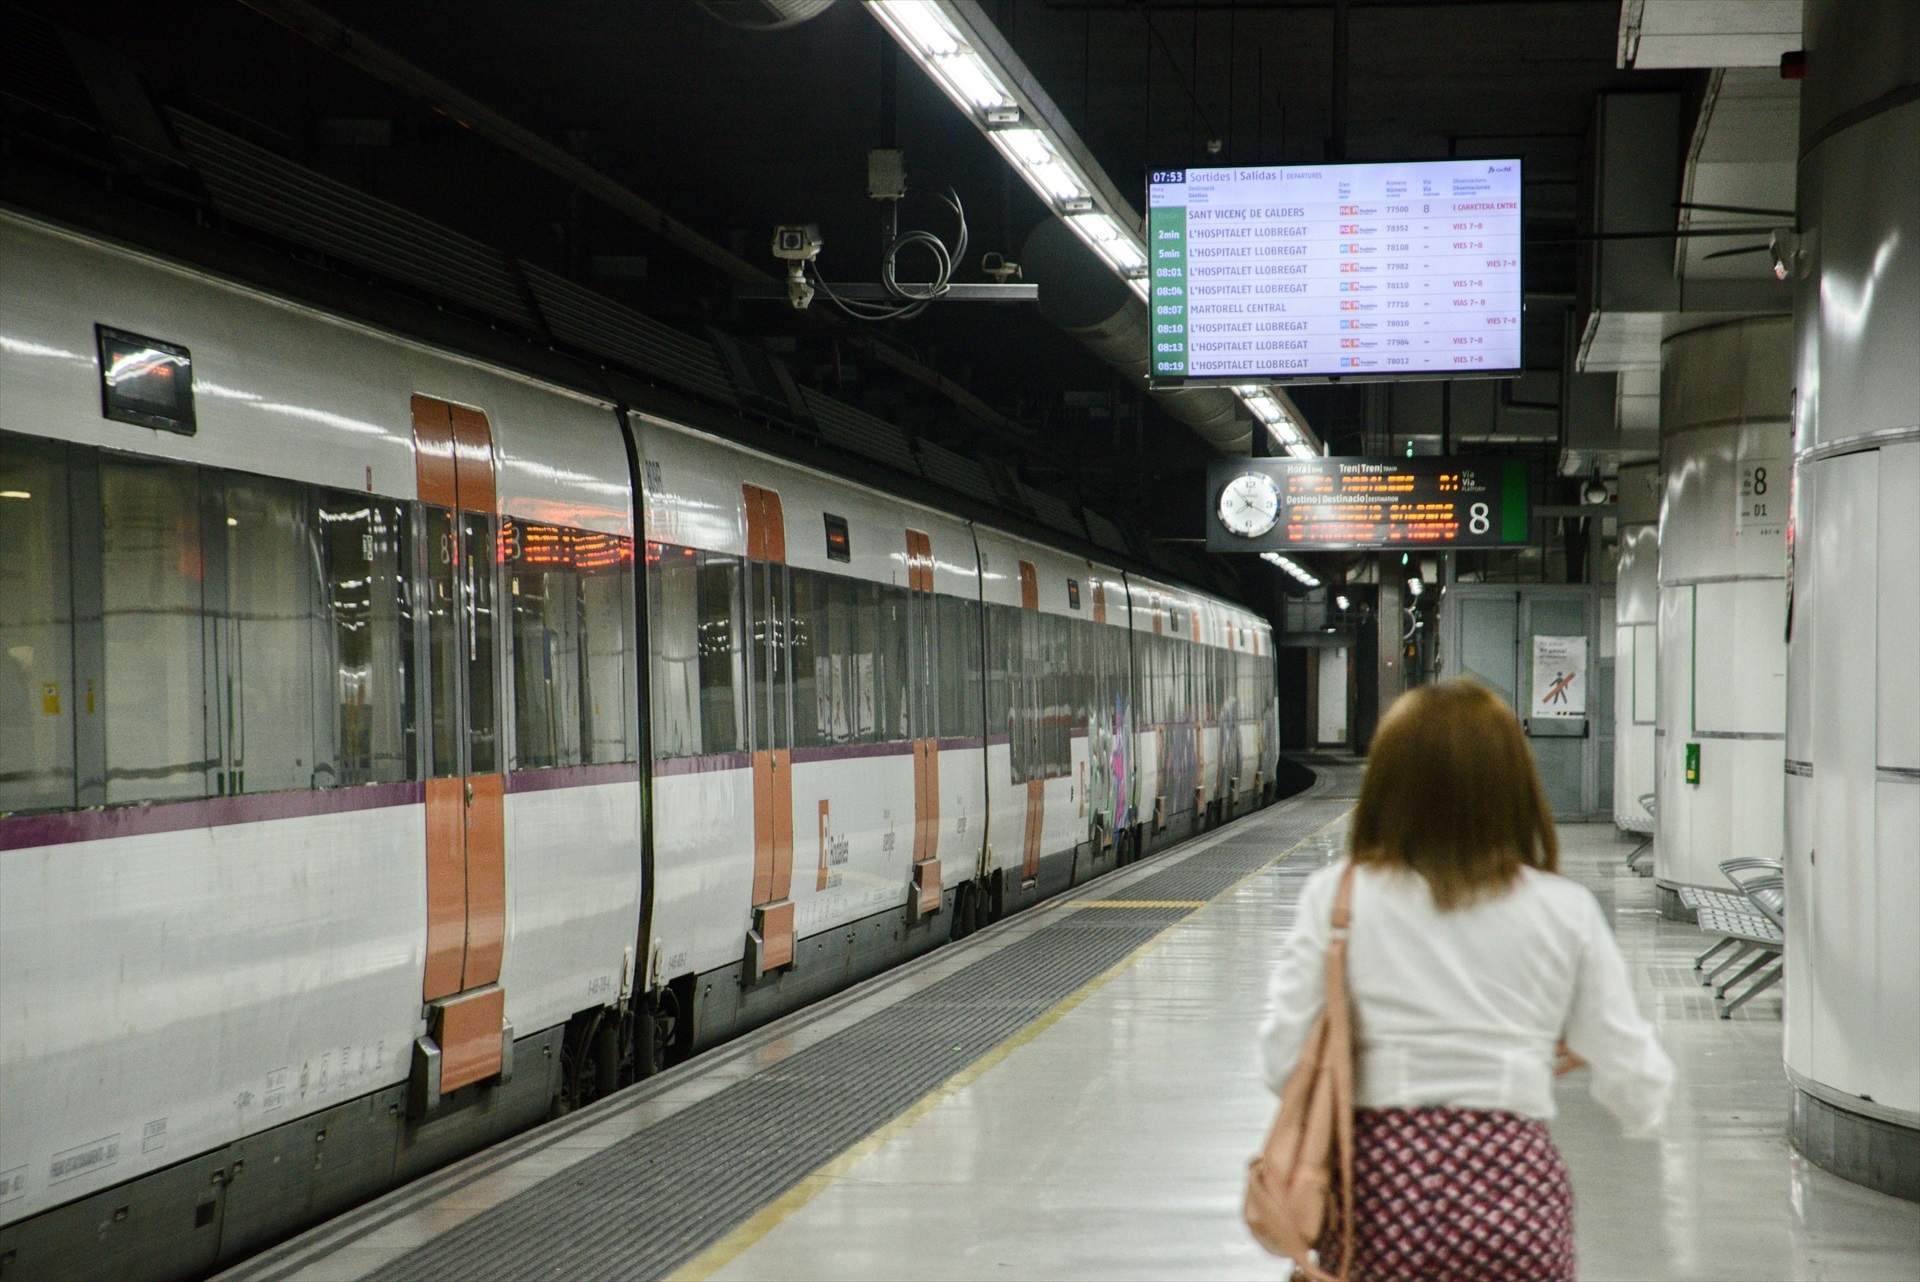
[772,223,824,262]
[772,224,823,310]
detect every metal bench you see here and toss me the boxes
[1690,859,1785,1017]
[1625,793,1656,876]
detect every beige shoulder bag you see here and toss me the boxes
[1243,863,1357,1281]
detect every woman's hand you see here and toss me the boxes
[1554,1040,1587,1076]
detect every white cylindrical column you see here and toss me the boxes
[1653,317,1790,919]
[1783,0,1920,1199]
[1613,462,1658,833]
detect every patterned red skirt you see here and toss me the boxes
[1316,1107,1575,1282]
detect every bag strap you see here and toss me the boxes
[1330,862,1357,933]
[1328,864,1358,1282]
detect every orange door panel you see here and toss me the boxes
[757,901,796,971]
[744,484,795,976]
[410,395,457,509]
[752,750,775,906]
[412,393,507,1091]
[461,773,506,990]
[770,749,794,902]
[436,986,505,1093]
[448,406,496,511]
[923,740,940,859]
[422,777,467,1002]
[1024,779,1044,879]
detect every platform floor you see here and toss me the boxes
[221,768,1920,1282]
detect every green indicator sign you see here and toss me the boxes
[1148,193,1188,378]
[1685,742,1701,786]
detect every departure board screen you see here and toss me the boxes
[1205,457,1530,552]
[1147,159,1523,384]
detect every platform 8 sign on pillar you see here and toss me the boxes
[1737,448,1785,539]
[1530,636,1587,719]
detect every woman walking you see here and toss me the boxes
[1259,681,1673,1281]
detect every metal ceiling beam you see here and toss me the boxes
[235,0,773,285]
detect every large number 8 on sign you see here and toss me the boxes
[1468,501,1491,535]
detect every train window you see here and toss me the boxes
[985,602,1010,750]
[100,459,209,802]
[424,508,462,777]
[648,544,744,759]
[509,524,582,769]
[220,476,319,794]
[852,579,879,744]
[877,584,909,742]
[506,521,634,769]
[316,493,415,784]
[788,569,823,748]
[580,539,632,764]
[463,514,500,774]
[826,573,858,743]
[936,593,976,741]
[0,434,77,813]
[96,325,195,435]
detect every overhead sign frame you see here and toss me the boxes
[1204,456,1531,553]
[1145,157,1525,387]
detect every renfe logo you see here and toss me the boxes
[1486,162,1515,174]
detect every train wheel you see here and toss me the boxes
[951,883,976,940]
[637,988,680,1079]
[558,1011,620,1114]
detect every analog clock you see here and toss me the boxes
[1217,471,1282,538]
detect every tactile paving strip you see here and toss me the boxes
[350,791,1350,1282]
[1106,805,1348,905]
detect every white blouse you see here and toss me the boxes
[1259,860,1675,1136]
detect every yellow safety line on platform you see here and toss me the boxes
[669,805,1354,1282]
[1078,898,1208,909]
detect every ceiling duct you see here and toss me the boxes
[1022,217,1249,455]
[694,0,837,29]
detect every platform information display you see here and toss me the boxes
[1204,456,1530,553]
[1147,159,1523,384]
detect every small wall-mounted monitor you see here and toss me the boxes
[97,325,196,434]
[1146,159,1523,386]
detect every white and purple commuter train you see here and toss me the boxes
[0,209,1282,1281]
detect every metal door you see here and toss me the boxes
[411,394,506,1097]
[904,530,941,915]
[1442,585,1597,819]
[743,484,795,977]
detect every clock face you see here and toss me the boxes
[1218,471,1282,538]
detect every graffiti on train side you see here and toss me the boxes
[1086,692,1133,833]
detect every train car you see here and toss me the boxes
[0,207,1281,1282]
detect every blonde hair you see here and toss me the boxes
[1350,680,1558,910]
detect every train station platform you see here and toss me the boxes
[215,765,1920,1282]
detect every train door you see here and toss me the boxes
[1017,559,1042,883]
[411,394,507,1102]
[743,484,795,978]
[904,530,940,916]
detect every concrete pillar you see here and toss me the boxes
[1612,462,1658,833]
[1653,317,1790,919]
[1783,0,1920,1199]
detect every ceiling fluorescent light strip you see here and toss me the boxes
[1260,551,1320,588]
[869,1,1321,456]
